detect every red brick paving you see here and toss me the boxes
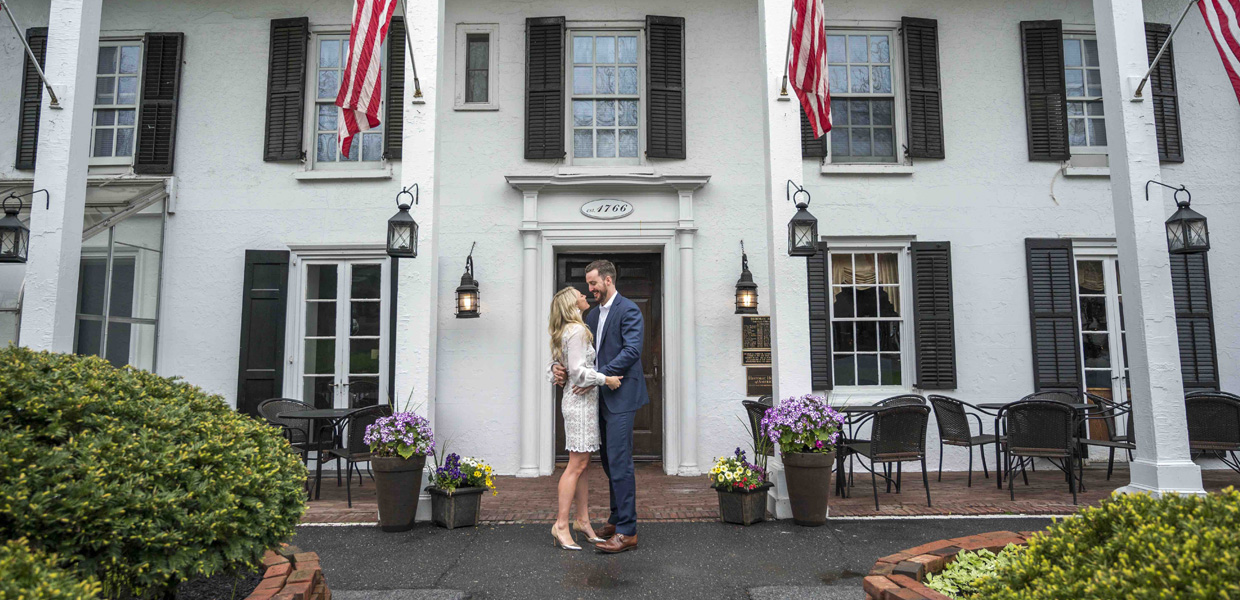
[300,462,1240,524]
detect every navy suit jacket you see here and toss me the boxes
[585,293,649,414]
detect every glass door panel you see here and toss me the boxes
[347,264,382,407]
[303,264,338,409]
[1075,256,1130,443]
[299,260,388,411]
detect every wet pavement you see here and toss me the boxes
[293,517,1055,599]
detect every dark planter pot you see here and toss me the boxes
[427,486,485,529]
[782,450,836,527]
[715,482,773,525]
[371,455,427,532]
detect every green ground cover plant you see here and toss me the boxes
[924,544,1025,598]
[0,348,306,598]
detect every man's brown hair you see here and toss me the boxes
[585,259,617,283]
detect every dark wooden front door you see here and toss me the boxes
[555,253,663,461]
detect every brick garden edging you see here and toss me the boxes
[862,530,1035,600]
[246,543,330,600]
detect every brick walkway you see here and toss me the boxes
[300,462,1240,524]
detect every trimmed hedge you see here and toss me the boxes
[978,487,1240,599]
[0,538,100,600]
[0,348,306,598]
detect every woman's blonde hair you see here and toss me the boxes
[549,286,593,363]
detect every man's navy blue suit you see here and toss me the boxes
[584,293,647,537]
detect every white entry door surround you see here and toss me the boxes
[506,173,710,476]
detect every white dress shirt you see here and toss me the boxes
[595,291,617,365]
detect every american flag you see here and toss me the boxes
[336,0,401,157]
[787,0,831,137]
[1199,0,1240,105]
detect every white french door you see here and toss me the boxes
[296,259,389,409]
[1074,251,1130,423]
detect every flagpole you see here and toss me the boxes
[779,0,797,96]
[1134,0,1199,99]
[398,0,423,99]
[0,0,61,108]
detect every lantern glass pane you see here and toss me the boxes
[458,291,478,314]
[0,230,14,256]
[388,223,412,252]
[1188,220,1208,248]
[794,222,816,249]
[1166,222,1182,252]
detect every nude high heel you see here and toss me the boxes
[573,521,606,544]
[551,525,581,551]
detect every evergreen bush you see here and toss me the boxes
[0,348,306,598]
[0,538,100,600]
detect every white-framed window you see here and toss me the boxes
[1072,248,1129,402]
[825,30,900,164]
[292,258,390,409]
[567,30,642,165]
[454,23,499,110]
[1063,33,1106,152]
[91,40,143,166]
[307,33,387,169]
[828,246,912,388]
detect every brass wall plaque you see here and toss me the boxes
[742,316,771,351]
[742,350,771,367]
[746,367,773,397]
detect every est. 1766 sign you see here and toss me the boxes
[581,199,634,220]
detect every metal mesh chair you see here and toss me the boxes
[1078,393,1135,480]
[842,405,932,510]
[1001,400,1080,504]
[1187,390,1240,401]
[256,398,335,464]
[1017,391,1081,405]
[742,398,774,457]
[327,404,393,507]
[927,395,998,487]
[1186,394,1240,473]
[840,395,928,491]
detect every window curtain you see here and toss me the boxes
[1077,261,1105,293]
[831,253,901,315]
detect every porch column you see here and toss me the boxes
[19,0,103,351]
[517,228,541,477]
[677,227,699,476]
[758,0,809,519]
[1092,0,1204,495]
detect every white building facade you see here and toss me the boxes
[1,0,1235,515]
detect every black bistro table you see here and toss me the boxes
[831,404,884,497]
[278,407,366,499]
[977,402,1097,490]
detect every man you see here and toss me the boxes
[553,259,647,553]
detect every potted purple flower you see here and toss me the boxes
[426,453,497,529]
[363,411,434,532]
[759,395,845,526]
[709,448,771,525]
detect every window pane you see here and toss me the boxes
[574,129,593,158]
[104,321,131,367]
[834,355,856,386]
[833,322,855,352]
[1068,119,1086,146]
[878,286,900,317]
[306,302,335,336]
[305,339,336,374]
[320,40,340,68]
[1079,296,1107,331]
[872,66,892,93]
[827,35,846,63]
[1063,39,1082,67]
[307,265,338,300]
[831,254,853,284]
[1083,333,1110,368]
[573,101,593,126]
[361,133,383,161]
[350,338,380,374]
[597,129,616,157]
[1089,118,1107,147]
[856,286,877,318]
[850,100,870,125]
[618,100,638,126]
[351,264,381,298]
[880,322,901,351]
[596,100,615,126]
[1084,39,1100,67]
[830,99,849,126]
[97,46,117,74]
[78,260,107,315]
[304,376,334,410]
[573,67,593,94]
[95,77,115,105]
[351,302,380,336]
[1065,69,1084,97]
[856,321,877,351]
[619,129,638,157]
[873,128,894,158]
[115,127,134,157]
[832,286,854,317]
[828,66,848,93]
[342,137,359,161]
[318,70,339,99]
[595,66,616,94]
[877,253,898,284]
[850,66,870,93]
[317,133,337,162]
[76,319,103,357]
[1067,102,1085,116]
[1087,101,1104,116]
[595,36,615,63]
[618,36,638,64]
[96,109,116,126]
[349,377,380,408]
[318,105,337,131]
[870,36,890,63]
[1085,369,1111,390]
[848,35,868,62]
[466,71,488,103]
[118,109,135,126]
[830,128,849,156]
[117,76,138,105]
[573,36,592,64]
[466,35,489,69]
[880,354,901,385]
[618,66,638,94]
[857,354,879,385]
[93,129,114,157]
[119,46,141,74]
[850,128,872,156]
[1086,70,1102,97]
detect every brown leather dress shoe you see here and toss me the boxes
[595,533,638,554]
[596,523,616,539]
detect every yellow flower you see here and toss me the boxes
[473,470,481,478]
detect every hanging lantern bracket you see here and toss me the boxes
[3,188,49,213]
[740,240,749,271]
[786,179,810,208]
[465,241,475,279]
[395,184,418,210]
[1145,180,1189,206]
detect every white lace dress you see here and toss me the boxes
[550,323,603,453]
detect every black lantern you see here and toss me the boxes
[735,241,758,314]
[387,185,419,258]
[786,180,818,256]
[0,194,31,264]
[455,242,480,318]
[1163,187,1209,254]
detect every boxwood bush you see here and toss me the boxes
[978,487,1240,599]
[0,538,100,600]
[0,348,306,598]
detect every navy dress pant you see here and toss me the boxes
[598,404,637,536]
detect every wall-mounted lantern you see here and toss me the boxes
[786,180,818,257]
[0,194,30,264]
[735,241,758,314]
[387,185,419,259]
[1162,185,1209,254]
[455,242,480,318]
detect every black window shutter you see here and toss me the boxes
[384,16,405,160]
[902,17,944,159]
[1025,239,1082,392]
[647,15,686,159]
[911,241,956,389]
[807,242,832,390]
[1020,21,1070,161]
[236,250,290,417]
[264,17,309,162]
[1146,23,1184,163]
[800,106,826,158]
[15,27,48,170]
[525,17,565,159]
[1171,253,1218,391]
[134,33,184,175]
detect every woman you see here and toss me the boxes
[547,286,622,550]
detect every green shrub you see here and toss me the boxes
[978,487,1240,599]
[924,544,1024,599]
[0,348,306,598]
[0,538,100,600]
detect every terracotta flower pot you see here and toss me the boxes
[371,455,427,532]
[427,486,485,529]
[715,482,773,525]
[782,450,835,526]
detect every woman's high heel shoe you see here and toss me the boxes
[573,521,606,544]
[551,525,581,551]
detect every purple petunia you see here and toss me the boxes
[758,394,846,455]
[363,411,435,458]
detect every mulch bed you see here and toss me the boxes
[174,568,263,600]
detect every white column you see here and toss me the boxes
[677,227,699,476]
[517,228,541,477]
[399,0,442,521]
[758,0,810,519]
[1092,0,1204,495]
[19,0,102,351]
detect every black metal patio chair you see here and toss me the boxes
[742,397,775,457]
[1187,390,1240,401]
[327,404,393,507]
[1000,400,1081,504]
[1186,394,1240,474]
[927,395,998,487]
[840,395,928,489]
[1077,393,1135,480]
[842,404,932,510]
[1016,391,1081,404]
[256,398,336,467]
